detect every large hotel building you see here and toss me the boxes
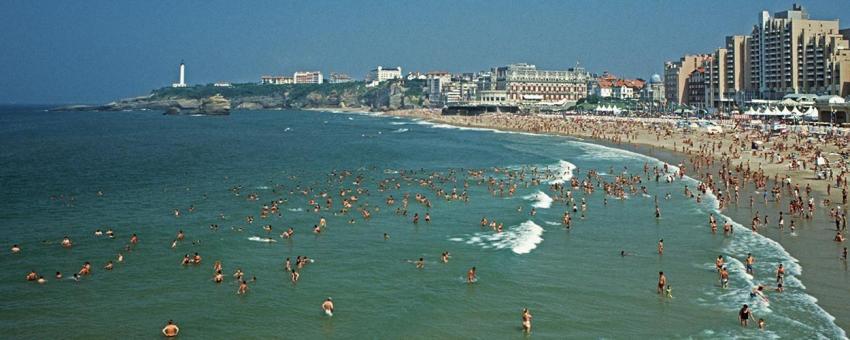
[494,63,589,102]
[665,5,850,108]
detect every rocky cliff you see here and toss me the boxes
[54,80,427,114]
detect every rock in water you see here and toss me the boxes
[199,94,231,115]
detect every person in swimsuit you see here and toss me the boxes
[162,320,179,337]
[657,239,664,255]
[521,308,532,333]
[467,267,477,283]
[322,298,334,316]
[657,271,667,295]
[415,258,424,269]
[758,318,766,330]
[745,253,755,275]
[739,304,752,327]
[11,244,21,254]
[775,264,785,284]
[720,267,729,288]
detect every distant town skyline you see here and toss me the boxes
[1,0,848,104]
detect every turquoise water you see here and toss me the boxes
[0,108,845,339]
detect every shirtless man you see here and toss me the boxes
[657,239,664,255]
[322,298,334,316]
[10,244,21,254]
[237,280,249,295]
[162,320,179,337]
[745,253,755,276]
[719,267,729,288]
[715,255,724,273]
[415,257,424,269]
[521,308,532,333]
[775,264,785,284]
[467,267,477,284]
[657,271,667,295]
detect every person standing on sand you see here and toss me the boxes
[162,320,179,337]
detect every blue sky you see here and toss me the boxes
[1,0,848,104]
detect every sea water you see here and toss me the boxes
[0,107,845,339]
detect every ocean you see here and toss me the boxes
[0,107,845,339]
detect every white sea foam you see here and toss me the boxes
[392,128,409,133]
[547,160,576,185]
[450,220,544,255]
[523,191,553,209]
[389,121,409,125]
[287,208,303,212]
[248,236,276,243]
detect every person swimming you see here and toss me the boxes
[521,308,532,333]
[162,320,179,337]
[322,297,334,316]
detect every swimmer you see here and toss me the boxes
[775,263,785,284]
[521,308,532,333]
[37,276,46,284]
[665,285,673,298]
[290,269,300,284]
[117,253,124,262]
[739,304,752,327]
[26,270,38,281]
[94,229,103,237]
[171,239,178,249]
[657,271,667,294]
[61,236,73,248]
[758,318,765,330]
[213,270,223,283]
[104,261,113,270]
[176,230,184,241]
[383,233,389,240]
[130,233,138,244]
[715,255,724,272]
[745,253,755,276]
[657,239,664,255]
[11,244,21,254]
[285,258,292,272]
[441,251,450,263]
[237,280,248,295]
[835,232,846,242]
[55,272,62,279]
[719,267,729,288]
[162,320,179,337]
[467,267,477,284]
[415,257,424,269]
[322,297,334,316]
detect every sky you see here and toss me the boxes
[1,0,848,104]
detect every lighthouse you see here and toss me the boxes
[172,60,187,88]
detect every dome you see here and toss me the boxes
[650,74,662,83]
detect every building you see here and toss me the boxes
[749,4,850,98]
[724,35,751,103]
[685,68,707,109]
[172,61,187,88]
[495,63,589,103]
[366,66,402,83]
[641,74,666,102]
[663,54,711,105]
[260,75,294,85]
[294,71,323,84]
[329,73,354,84]
[426,71,452,106]
[592,73,644,99]
[477,90,508,104]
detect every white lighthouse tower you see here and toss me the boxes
[172,60,187,88]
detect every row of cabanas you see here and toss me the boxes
[743,106,819,120]
[593,105,623,114]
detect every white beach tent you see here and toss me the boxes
[791,106,802,116]
[803,107,819,121]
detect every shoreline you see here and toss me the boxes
[380,108,850,333]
